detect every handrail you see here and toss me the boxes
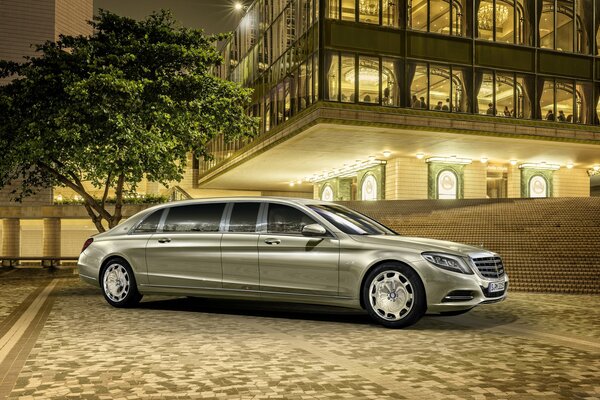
[168,186,193,201]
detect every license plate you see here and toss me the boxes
[488,281,505,293]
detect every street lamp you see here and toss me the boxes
[234,2,247,11]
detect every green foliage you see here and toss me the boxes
[54,194,169,205]
[0,10,258,231]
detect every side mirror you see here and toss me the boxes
[301,223,327,237]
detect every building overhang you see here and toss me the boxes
[198,103,600,192]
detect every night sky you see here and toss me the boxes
[94,0,251,34]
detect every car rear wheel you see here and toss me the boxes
[363,263,426,328]
[101,258,142,308]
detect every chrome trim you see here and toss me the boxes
[139,284,354,300]
[79,273,97,281]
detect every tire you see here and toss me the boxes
[439,308,472,316]
[362,263,426,328]
[100,258,142,308]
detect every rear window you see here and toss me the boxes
[163,203,226,232]
[133,209,163,233]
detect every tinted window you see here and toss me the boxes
[309,204,396,236]
[163,203,225,232]
[228,203,261,232]
[267,204,316,234]
[134,210,163,233]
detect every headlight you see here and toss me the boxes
[422,252,473,274]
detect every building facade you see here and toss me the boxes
[203,0,600,201]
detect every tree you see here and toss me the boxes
[0,10,258,232]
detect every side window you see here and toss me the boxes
[163,203,225,233]
[267,204,317,234]
[228,202,261,233]
[133,209,163,233]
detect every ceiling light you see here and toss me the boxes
[510,160,518,166]
[234,2,244,11]
[566,162,573,169]
[382,150,392,158]
[519,162,561,171]
[594,165,600,171]
[480,157,488,164]
[416,153,424,159]
[289,182,295,187]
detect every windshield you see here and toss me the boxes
[309,204,397,236]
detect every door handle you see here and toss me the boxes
[264,238,281,245]
[157,238,171,243]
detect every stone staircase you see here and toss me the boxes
[340,198,600,294]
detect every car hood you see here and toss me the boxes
[351,234,491,257]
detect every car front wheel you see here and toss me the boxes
[101,258,142,308]
[363,263,426,328]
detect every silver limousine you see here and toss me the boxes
[78,197,508,328]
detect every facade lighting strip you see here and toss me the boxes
[308,160,386,183]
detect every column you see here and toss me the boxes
[42,218,61,267]
[1,218,20,267]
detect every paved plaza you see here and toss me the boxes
[0,268,599,400]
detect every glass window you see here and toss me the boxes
[228,203,261,233]
[452,66,468,112]
[575,81,593,124]
[556,0,574,52]
[313,53,319,101]
[477,0,495,40]
[134,210,163,233]
[359,56,380,104]
[309,204,396,235]
[539,0,554,49]
[477,71,495,115]
[306,57,313,106]
[163,204,225,233]
[342,0,355,20]
[496,73,515,117]
[540,80,555,121]
[495,0,515,43]
[516,74,534,119]
[430,0,450,34]
[438,170,458,199]
[359,0,380,23]
[299,62,306,111]
[429,65,451,111]
[328,0,340,18]
[556,81,574,122]
[341,54,356,102]
[382,58,400,106]
[267,204,317,234]
[383,0,400,27]
[409,0,428,31]
[410,63,428,109]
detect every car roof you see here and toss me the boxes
[157,196,328,208]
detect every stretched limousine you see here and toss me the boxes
[78,197,508,328]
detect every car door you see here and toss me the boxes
[221,202,263,291]
[145,202,225,289]
[258,202,339,296]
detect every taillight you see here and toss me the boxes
[81,238,94,253]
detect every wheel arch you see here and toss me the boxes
[358,259,427,309]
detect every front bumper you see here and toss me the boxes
[412,259,509,313]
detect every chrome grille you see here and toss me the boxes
[471,256,505,279]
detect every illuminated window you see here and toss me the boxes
[409,63,428,109]
[529,175,548,198]
[477,71,494,115]
[429,66,451,112]
[359,0,380,23]
[341,0,355,20]
[361,175,378,200]
[358,56,380,104]
[321,185,335,201]
[437,170,458,199]
[341,54,356,103]
[382,58,400,106]
[326,53,340,101]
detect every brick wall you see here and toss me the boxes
[384,157,428,200]
[463,162,487,198]
[554,168,590,197]
[54,0,93,39]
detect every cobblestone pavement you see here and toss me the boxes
[0,268,599,400]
